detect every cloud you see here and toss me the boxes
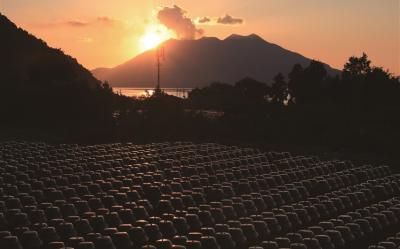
[198,17,211,24]
[195,14,244,26]
[65,20,88,27]
[157,5,203,39]
[96,16,116,26]
[59,17,117,28]
[217,14,244,25]
[80,37,94,43]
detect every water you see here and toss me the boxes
[113,87,192,98]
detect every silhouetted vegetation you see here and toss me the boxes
[0,14,131,142]
[114,55,399,163]
[2,13,399,164]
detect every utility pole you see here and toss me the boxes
[155,46,165,96]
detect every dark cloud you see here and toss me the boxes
[157,5,203,39]
[198,17,211,24]
[217,14,244,25]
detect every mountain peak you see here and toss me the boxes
[199,36,221,42]
[0,13,18,30]
[224,33,264,41]
[93,32,340,88]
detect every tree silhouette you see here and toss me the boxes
[288,61,327,105]
[288,64,304,104]
[188,82,237,111]
[3,8,400,156]
[271,73,288,106]
[235,77,270,101]
[343,52,371,79]
[340,53,400,109]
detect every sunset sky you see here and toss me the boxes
[1,0,399,74]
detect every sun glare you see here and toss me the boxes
[139,24,175,52]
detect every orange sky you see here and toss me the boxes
[1,0,399,74]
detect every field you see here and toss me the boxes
[0,141,399,249]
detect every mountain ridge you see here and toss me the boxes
[93,34,340,88]
[0,13,102,89]
[0,12,117,132]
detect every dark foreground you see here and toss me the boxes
[1,141,400,249]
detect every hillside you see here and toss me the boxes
[0,13,101,89]
[93,34,340,88]
[0,13,117,141]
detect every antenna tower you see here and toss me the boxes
[155,46,165,95]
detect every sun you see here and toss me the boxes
[139,23,175,52]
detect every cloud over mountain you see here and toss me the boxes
[196,14,244,25]
[155,5,244,39]
[198,17,211,24]
[217,15,243,25]
[157,5,203,39]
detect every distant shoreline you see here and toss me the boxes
[113,87,192,98]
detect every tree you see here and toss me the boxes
[343,52,371,79]
[102,81,113,94]
[234,77,271,114]
[364,67,400,108]
[288,64,304,104]
[188,82,237,111]
[288,61,327,105]
[235,77,270,101]
[304,60,327,83]
[341,53,399,109]
[271,73,288,106]
[302,60,327,103]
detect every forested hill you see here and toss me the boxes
[0,13,101,89]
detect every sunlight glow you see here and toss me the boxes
[139,23,175,52]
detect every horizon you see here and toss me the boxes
[2,2,400,249]
[1,0,399,75]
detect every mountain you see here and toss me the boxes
[0,13,116,137]
[92,34,340,88]
[0,13,101,89]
